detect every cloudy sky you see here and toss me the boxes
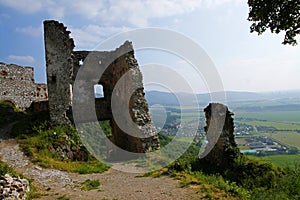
[0,0,299,93]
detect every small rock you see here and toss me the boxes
[34,166,42,171]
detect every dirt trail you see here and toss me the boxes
[0,139,200,200]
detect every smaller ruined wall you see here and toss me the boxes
[0,62,36,110]
[202,103,240,168]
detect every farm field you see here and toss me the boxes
[266,132,300,150]
[248,154,300,168]
[150,105,300,168]
[235,111,300,122]
[235,120,300,131]
[235,110,300,168]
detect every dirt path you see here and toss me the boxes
[0,139,200,200]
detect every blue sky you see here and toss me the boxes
[0,0,299,93]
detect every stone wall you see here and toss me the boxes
[201,103,240,168]
[0,174,30,200]
[0,62,36,110]
[44,20,160,154]
[0,62,48,111]
[44,20,74,126]
[35,83,48,101]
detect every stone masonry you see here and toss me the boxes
[44,20,160,154]
[0,62,47,110]
[201,103,240,168]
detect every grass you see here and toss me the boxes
[0,101,109,174]
[29,157,109,174]
[236,111,300,123]
[150,169,248,199]
[237,120,300,131]
[248,154,300,168]
[80,179,101,191]
[57,195,70,200]
[18,124,109,174]
[0,160,17,177]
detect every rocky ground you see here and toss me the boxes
[0,138,201,200]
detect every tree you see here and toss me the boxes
[248,0,300,45]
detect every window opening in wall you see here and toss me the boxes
[51,75,56,83]
[79,59,84,66]
[94,84,104,98]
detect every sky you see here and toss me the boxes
[0,0,299,93]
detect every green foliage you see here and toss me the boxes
[248,0,300,45]
[277,163,300,199]
[224,156,279,189]
[0,160,17,177]
[157,132,172,147]
[80,179,101,191]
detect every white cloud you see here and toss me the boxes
[0,0,241,26]
[70,25,131,49]
[7,55,35,64]
[16,26,42,37]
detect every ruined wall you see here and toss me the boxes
[44,20,160,154]
[0,62,36,110]
[201,103,240,168]
[35,83,48,101]
[44,20,74,126]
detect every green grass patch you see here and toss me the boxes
[18,124,109,174]
[80,179,101,191]
[57,195,70,200]
[0,102,109,174]
[237,120,300,131]
[236,111,300,123]
[0,160,17,177]
[249,154,300,168]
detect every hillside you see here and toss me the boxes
[1,100,300,199]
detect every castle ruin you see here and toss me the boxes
[43,20,160,154]
[0,62,48,110]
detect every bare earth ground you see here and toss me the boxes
[0,139,201,200]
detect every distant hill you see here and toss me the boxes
[145,90,300,111]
